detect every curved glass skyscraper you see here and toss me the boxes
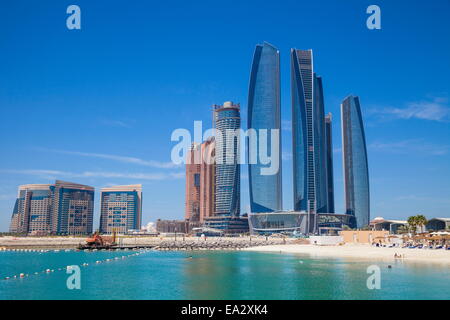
[341,95,370,228]
[313,75,328,213]
[248,42,282,213]
[291,49,309,213]
[214,101,240,217]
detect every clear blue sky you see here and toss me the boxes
[0,0,449,231]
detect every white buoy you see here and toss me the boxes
[96,260,101,264]
[46,269,51,273]
[20,273,25,278]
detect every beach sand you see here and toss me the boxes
[245,244,450,264]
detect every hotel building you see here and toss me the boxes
[50,180,95,235]
[9,180,94,235]
[247,42,283,213]
[185,143,202,222]
[341,95,370,228]
[9,184,52,234]
[99,184,143,234]
[199,138,216,221]
[185,138,215,223]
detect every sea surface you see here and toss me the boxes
[0,249,449,300]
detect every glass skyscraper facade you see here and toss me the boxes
[291,49,331,234]
[313,74,328,214]
[341,95,370,228]
[291,49,310,213]
[214,101,240,217]
[247,42,282,213]
[99,184,142,234]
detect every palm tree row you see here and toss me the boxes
[406,215,428,234]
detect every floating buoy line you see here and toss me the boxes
[1,248,150,281]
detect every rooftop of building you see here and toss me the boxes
[370,217,450,224]
[55,180,95,191]
[100,184,142,192]
[370,217,407,225]
[213,101,240,110]
[428,217,450,222]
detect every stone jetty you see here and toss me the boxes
[153,239,283,251]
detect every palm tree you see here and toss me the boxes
[415,215,428,233]
[407,216,418,234]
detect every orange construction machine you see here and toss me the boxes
[84,230,117,248]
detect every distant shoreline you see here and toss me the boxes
[0,236,288,250]
[245,244,450,264]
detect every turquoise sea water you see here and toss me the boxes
[0,250,449,300]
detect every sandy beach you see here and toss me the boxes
[245,244,450,264]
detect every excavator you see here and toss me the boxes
[83,229,117,249]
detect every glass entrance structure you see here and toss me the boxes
[249,211,354,235]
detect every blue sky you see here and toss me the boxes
[0,0,449,231]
